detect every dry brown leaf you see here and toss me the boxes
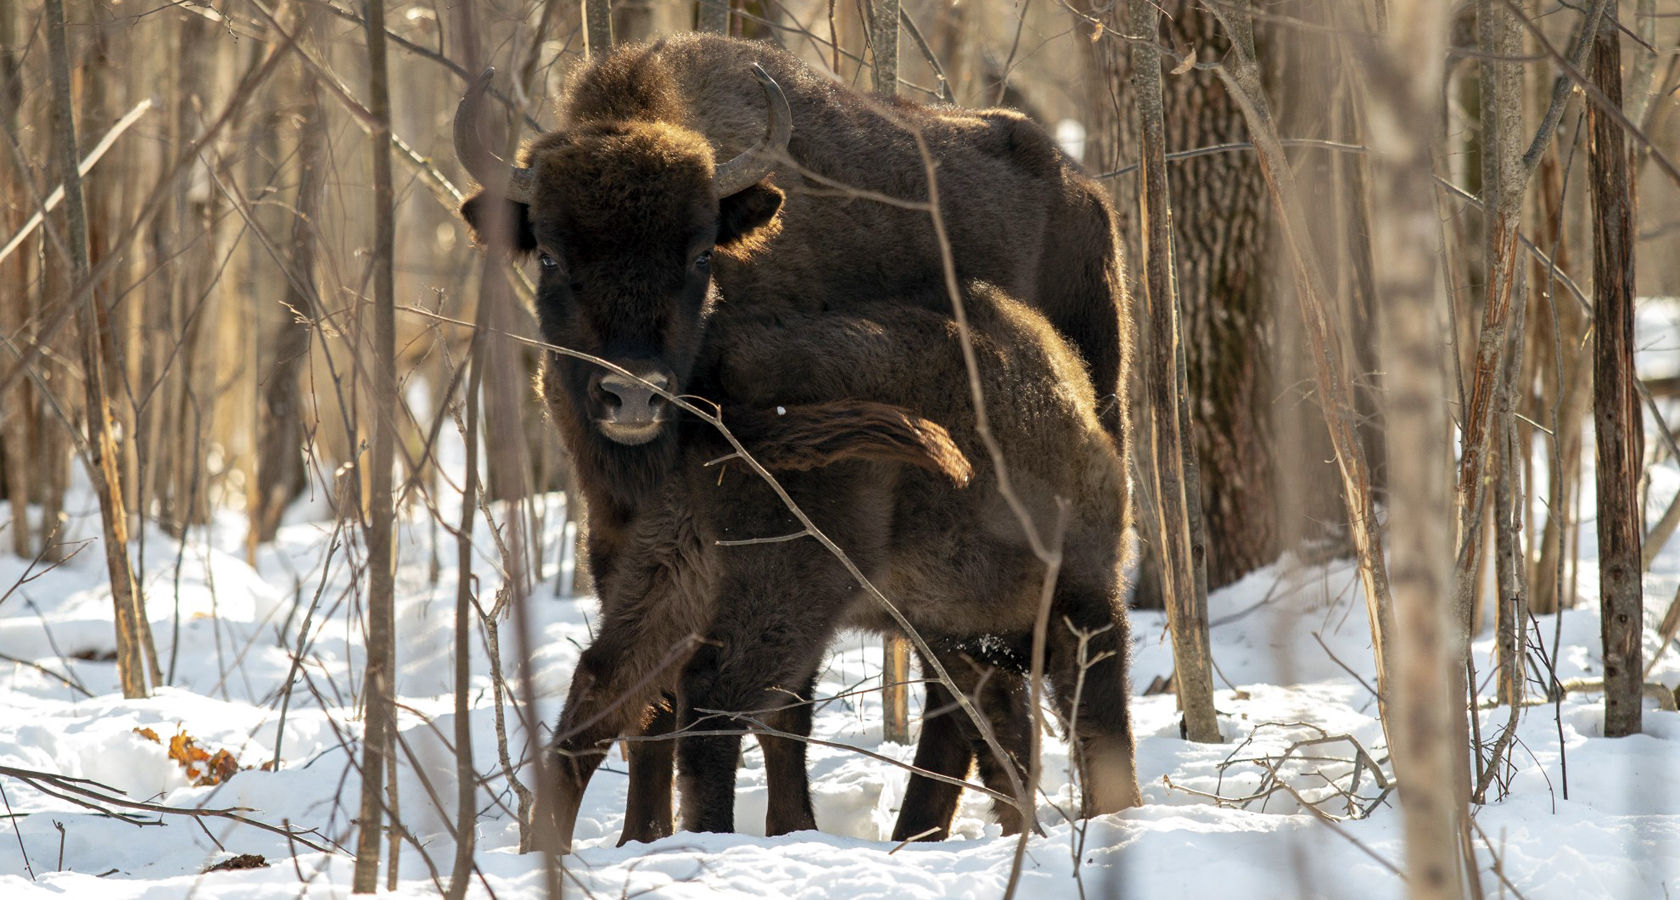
[132,726,160,744]
[203,853,268,873]
[196,749,242,786]
[168,730,213,781]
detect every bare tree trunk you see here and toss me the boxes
[584,0,612,56]
[1530,144,1590,616]
[1493,305,1529,711]
[353,0,400,889]
[1360,1,1470,895]
[1447,1,1529,650]
[1199,1,1396,721]
[1130,0,1218,744]
[444,338,484,900]
[1588,5,1643,740]
[45,0,149,700]
[0,0,32,559]
[1477,0,1526,708]
[697,0,729,34]
[870,0,898,95]
[1072,0,1274,595]
[253,70,323,546]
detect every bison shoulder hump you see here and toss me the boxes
[971,109,1063,180]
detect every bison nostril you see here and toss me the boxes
[598,372,670,426]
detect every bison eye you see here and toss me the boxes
[693,251,712,271]
[538,254,559,271]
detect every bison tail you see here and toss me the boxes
[722,400,974,487]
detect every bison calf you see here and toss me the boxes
[536,280,1139,850]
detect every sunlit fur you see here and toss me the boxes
[458,33,1140,851]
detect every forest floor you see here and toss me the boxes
[1,301,1679,899]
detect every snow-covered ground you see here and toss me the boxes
[2,302,1678,899]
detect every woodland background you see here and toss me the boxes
[1,1,1679,899]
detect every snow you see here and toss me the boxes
[2,498,1678,899]
[2,309,1679,898]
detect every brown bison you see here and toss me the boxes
[455,33,1138,850]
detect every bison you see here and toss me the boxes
[454,34,1139,850]
[525,279,1140,850]
[460,33,1133,444]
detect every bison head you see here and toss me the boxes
[456,66,790,447]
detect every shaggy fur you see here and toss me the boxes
[457,34,1140,851]
[527,283,1140,850]
[468,33,1133,443]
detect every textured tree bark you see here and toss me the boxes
[697,0,729,34]
[1130,0,1219,744]
[1588,6,1644,740]
[352,0,399,889]
[870,0,899,96]
[1199,0,1395,720]
[1072,0,1274,593]
[1360,1,1470,894]
[252,71,323,547]
[1477,0,1527,709]
[584,0,612,57]
[0,1,33,559]
[1529,147,1590,616]
[45,0,149,700]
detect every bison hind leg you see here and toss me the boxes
[892,645,1034,841]
[1045,582,1142,818]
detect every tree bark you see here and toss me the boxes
[45,0,149,700]
[1588,6,1644,739]
[584,0,612,57]
[1529,145,1590,616]
[445,332,484,900]
[252,71,323,546]
[696,0,729,34]
[1199,0,1396,722]
[1477,0,1527,708]
[1073,0,1274,593]
[1130,0,1219,744]
[0,0,33,559]
[352,0,400,889]
[869,0,898,97]
[1360,0,1471,894]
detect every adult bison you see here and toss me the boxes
[455,33,1138,850]
[460,33,1133,443]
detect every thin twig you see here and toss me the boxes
[0,765,335,854]
[0,97,153,266]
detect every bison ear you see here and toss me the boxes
[716,182,784,250]
[460,191,537,255]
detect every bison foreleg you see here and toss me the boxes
[618,692,678,846]
[675,554,848,836]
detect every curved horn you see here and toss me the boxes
[454,67,535,205]
[712,63,793,197]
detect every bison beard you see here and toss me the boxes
[454,34,1140,853]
